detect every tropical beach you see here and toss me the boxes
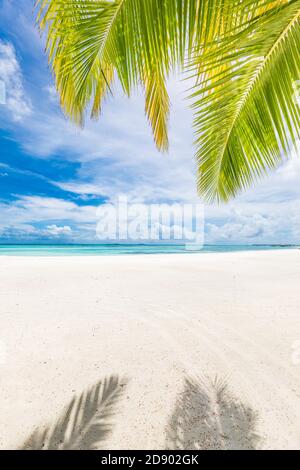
[1,0,300,456]
[1,249,300,450]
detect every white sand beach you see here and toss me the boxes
[1,250,300,450]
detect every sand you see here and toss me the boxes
[0,250,300,450]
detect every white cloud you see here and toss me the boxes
[1,195,97,224]
[45,225,72,237]
[0,40,32,121]
[0,223,73,241]
[53,182,106,197]
[0,195,99,241]
[207,215,270,242]
[44,85,58,103]
[205,199,300,244]
[0,189,299,244]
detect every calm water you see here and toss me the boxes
[0,244,296,256]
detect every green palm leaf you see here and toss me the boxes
[36,0,208,151]
[37,1,300,202]
[192,0,300,201]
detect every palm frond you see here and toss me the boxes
[36,1,300,201]
[37,0,121,126]
[144,68,170,152]
[191,0,300,201]
[36,0,232,151]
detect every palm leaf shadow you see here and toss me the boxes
[166,376,261,450]
[21,375,127,450]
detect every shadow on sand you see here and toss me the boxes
[166,376,261,450]
[21,375,127,450]
[20,374,260,450]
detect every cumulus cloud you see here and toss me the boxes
[0,195,97,225]
[45,225,72,237]
[207,216,270,242]
[1,199,99,242]
[205,200,300,244]
[0,196,98,242]
[0,40,32,121]
[0,190,299,244]
[0,223,73,241]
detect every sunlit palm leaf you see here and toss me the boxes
[37,0,205,150]
[36,0,234,152]
[192,0,300,201]
[37,1,300,202]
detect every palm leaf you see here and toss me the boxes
[36,0,234,151]
[36,1,300,202]
[21,375,127,450]
[191,0,300,201]
[37,0,193,150]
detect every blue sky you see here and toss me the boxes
[0,0,300,245]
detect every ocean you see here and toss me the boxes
[0,244,296,256]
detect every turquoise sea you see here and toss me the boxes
[0,244,297,256]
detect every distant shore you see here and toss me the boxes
[1,250,300,450]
